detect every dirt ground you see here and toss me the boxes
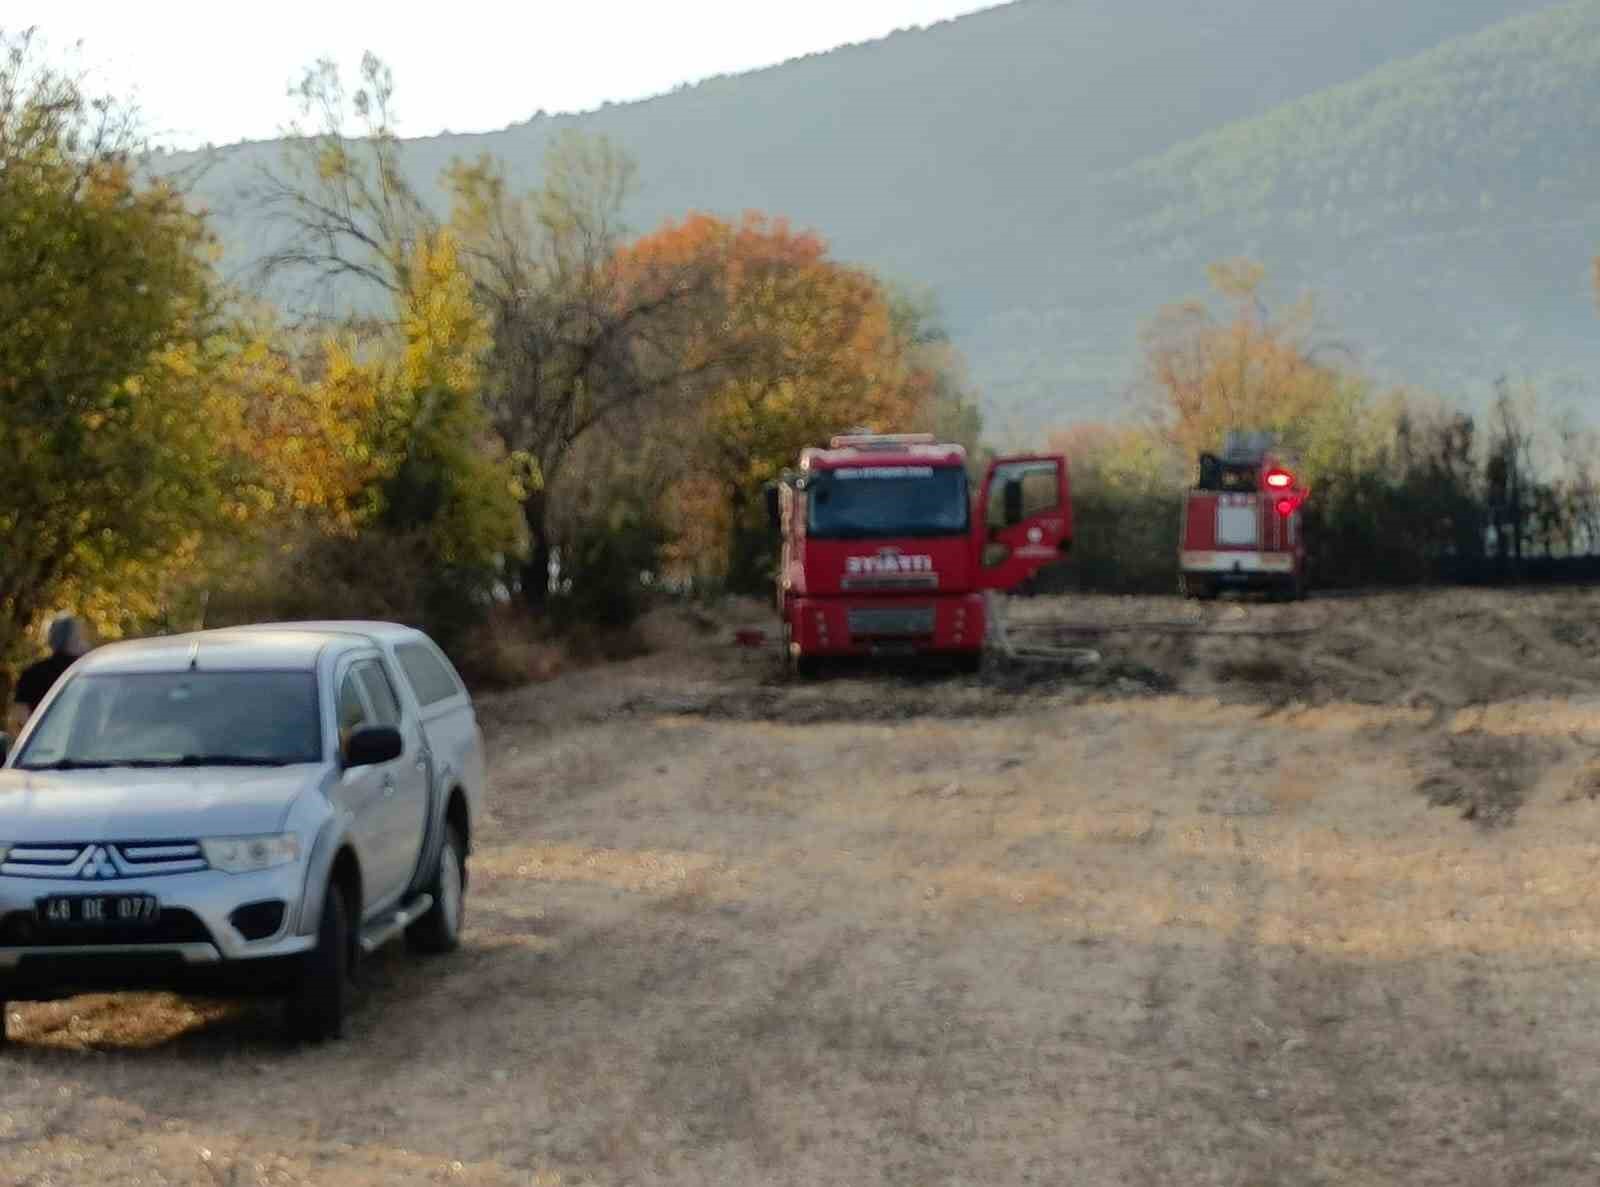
[7,588,1600,1185]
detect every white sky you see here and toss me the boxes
[10,1,1002,149]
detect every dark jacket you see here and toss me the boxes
[15,652,76,713]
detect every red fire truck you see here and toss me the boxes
[1179,433,1308,600]
[766,433,1070,674]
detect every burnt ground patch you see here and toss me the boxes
[1413,731,1556,829]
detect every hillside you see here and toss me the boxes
[174,0,1572,435]
[1082,0,1600,418]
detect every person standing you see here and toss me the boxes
[8,616,91,733]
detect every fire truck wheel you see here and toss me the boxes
[954,652,983,676]
[795,654,823,679]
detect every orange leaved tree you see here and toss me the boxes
[619,212,932,589]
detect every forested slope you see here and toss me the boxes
[169,0,1575,431]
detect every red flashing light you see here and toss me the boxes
[1265,469,1294,490]
[1274,497,1298,518]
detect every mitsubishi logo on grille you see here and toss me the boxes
[80,846,117,880]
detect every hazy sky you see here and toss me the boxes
[11,1,1002,149]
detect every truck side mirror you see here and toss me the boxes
[764,482,781,532]
[344,725,403,770]
[1003,479,1024,526]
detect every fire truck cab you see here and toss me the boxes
[1179,432,1308,601]
[767,433,1070,674]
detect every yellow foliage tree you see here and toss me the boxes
[370,230,520,576]
[200,231,521,640]
[1141,259,1353,463]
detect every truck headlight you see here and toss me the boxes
[202,834,299,874]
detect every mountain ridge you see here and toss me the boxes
[169,0,1579,434]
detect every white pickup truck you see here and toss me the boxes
[0,621,488,1042]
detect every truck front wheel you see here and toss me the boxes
[287,883,351,1042]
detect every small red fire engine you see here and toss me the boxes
[766,433,1071,674]
[1179,432,1308,601]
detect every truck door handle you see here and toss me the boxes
[382,777,396,798]
[414,756,428,772]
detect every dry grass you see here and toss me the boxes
[8,590,1600,1184]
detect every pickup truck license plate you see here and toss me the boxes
[37,894,160,927]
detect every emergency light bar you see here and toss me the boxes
[829,432,939,451]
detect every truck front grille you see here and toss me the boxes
[847,607,937,639]
[2,842,208,880]
[841,573,940,592]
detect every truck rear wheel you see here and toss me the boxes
[795,653,822,679]
[407,823,467,955]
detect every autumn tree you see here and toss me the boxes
[203,228,522,643]
[620,213,933,590]
[250,56,726,608]
[1140,259,1358,462]
[0,30,237,686]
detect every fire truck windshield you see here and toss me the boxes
[806,465,970,539]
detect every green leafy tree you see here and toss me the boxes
[0,30,233,688]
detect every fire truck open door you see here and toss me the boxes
[977,455,1071,591]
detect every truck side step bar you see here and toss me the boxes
[358,894,434,954]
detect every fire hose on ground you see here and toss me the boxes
[982,592,1103,671]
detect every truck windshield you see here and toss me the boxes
[807,466,970,539]
[14,671,322,770]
